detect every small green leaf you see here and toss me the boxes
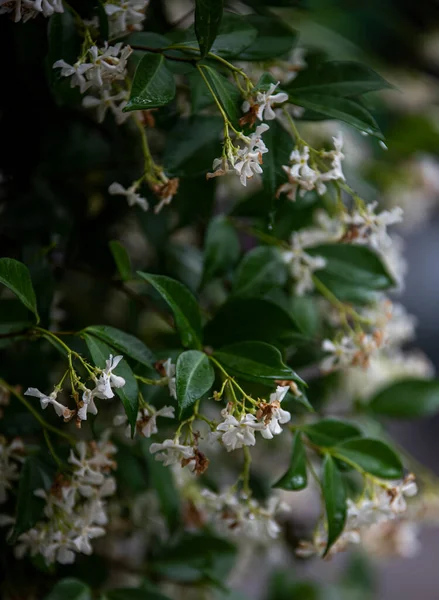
[368,379,439,418]
[202,215,240,285]
[84,335,139,436]
[273,433,307,490]
[109,240,132,281]
[176,350,215,417]
[261,119,294,198]
[239,15,297,61]
[334,438,404,479]
[44,579,92,600]
[125,53,176,112]
[84,325,155,368]
[195,0,224,57]
[322,454,346,557]
[138,272,203,349]
[0,258,39,323]
[198,65,241,125]
[286,61,392,97]
[303,419,362,447]
[232,246,288,298]
[214,341,301,384]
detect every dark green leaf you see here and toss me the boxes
[322,454,346,556]
[202,215,240,284]
[106,589,172,600]
[44,579,92,600]
[239,15,298,61]
[198,65,241,125]
[290,297,321,337]
[188,70,215,113]
[214,341,302,383]
[125,53,176,111]
[128,32,171,48]
[368,379,439,418]
[83,325,155,368]
[109,240,132,281]
[84,335,139,436]
[232,246,288,298]
[48,9,80,84]
[261,119,294,197]
[195,0,224,57]
[286,61,392,97]
[273,433,307,490]
[289,94,384,139]
[303,419,362,447]
[137,272,203,349]
[96,1,109,41]
[0,258,39,323]
[334,438,403,479]
[176,350,215,416]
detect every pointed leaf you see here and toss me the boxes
[368,379,439,418]
[138,272,203,349]
[83,325,155,368]
[273,433,307,490]
[44,579,92,600]
[334,438,403,479]
[0,258,39,323]
[198,65,241,125]
[322,455,347,556]
[176,350,215,417]
[239,15,297,61]
[261,119,294,197]
[232,246,288,298]
[125,53,176,111]
[109,240,132,281]
[202,215,240,285]
[303,419,362,447]
[195,0,224,57]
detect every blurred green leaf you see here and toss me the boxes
[368,379,439,418]
[44,579,92,600]
[176,350,215,417]
[333,438,403,479]
[303,419,362,447]
[322,454,346,557]
[202,216,240,285]
[239,15,298,60]
[125,53,176,111]
[273,433,307,490]
[106,589,171,600]
[198,65,241,125]
[232,246,288,298]
[195,0,224,57]
[109,240,132,282]
[261,119,294,197]
[0,258,39,323]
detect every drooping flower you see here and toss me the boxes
[149,438,195,467]
[94,355,126,400]
[210,413,264,451]
[114,405,175,438]
[108,181,149,211]
[257,385,291,439]
[242,82,289,122]
[24,388,75,421]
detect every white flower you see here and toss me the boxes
[163,358,177,399]
[32,0,63,16]
[52,60,94,93]
[343,202,404,251]
[259,385,291,439]
[149,438,195,467]
[282,232,327,296]
[105,0,149,36]
[24,387,74,421]
[72,524,106,555]
[242,82,288,121]
[211,413,263,451]
[77,388,98,422]
[94,354,126,400]
[82,88,129,124]
[0,0,63,21]
[114,405,175,437]
[320,337,357,372]
[233,124,270,187]
[108,181,149,211]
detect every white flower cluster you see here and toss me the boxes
[343,201,403,251]
[105,0,149,37]
[242,82,288,122]
[114,404,175,438]
[321,333,383,373]
[298,474,418,558]
[15,439,117,565]
[0,438,24,504]
[208,124,270,187]
[279,133,345,201]
[0,0,63,22]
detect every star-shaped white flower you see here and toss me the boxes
[149,438,195,466]
[108,181,149,211]
[25,387,74,421]
[259,385,291,439]
[211,413,263,451]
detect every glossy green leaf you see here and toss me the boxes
[368,379,439,418]
[198,65,241,125]
[322,455,346,557]
[176,350,215,416]
[0,258,39,323]
[334,438,404,479]
[232,246,288,298]
[44,579,92,600]
[138,272,203,349]
[214,341,301,383]
[239,15,297,60]
[109,240,132,281]
[303,419,362,447]
[261,119,294,197]
[84,335,139,436]
[125,53,176,111]
[286,61,392,97]
[202,215,240,284]
[273,433,307,490]
[289,94,384,139]
[83,325,155,368]
[195,0,224,57]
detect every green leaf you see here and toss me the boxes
[334,438,403,479]
[138,272,203,349]
[368,379,439,418]
[204,298,300,348]
[44,579,92,600]
[106,589,171,600]
[188,70,215,113]
[128,32,172,48]
[239,15,297,61]
[176,350,215,417]
[0,258,39,323]
[286,61,392,97]
[125,53,176,112]
[309,244,394,303]
[84,335,139,436]
[10,455,54,543]
[195,0,224,57]
[109,240,132,282]
[322,455,346,557]
[303,419,362,447]
[288,94,384,139]
[261,119,294,197]
[202,215,240,285]
[214,341,302,384]
[273,433,307,490]
[198,65,241,125]
[83,325,154,368]
[232,246,288,298]
[96,0,109,41]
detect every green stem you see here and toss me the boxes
[44,430,64,469]
[135,375,167,386]
[312,275,370,326]
[208,52,254,87]
[282,107,304,144]
[197,64,240,134]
